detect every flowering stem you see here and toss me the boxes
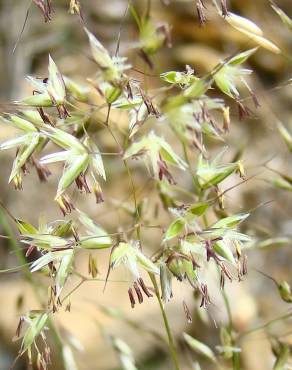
[220,270,241,370]
[203,208,241,370]
[149,273,181,370]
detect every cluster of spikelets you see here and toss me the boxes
[1,2,292,369]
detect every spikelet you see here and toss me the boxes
[226,13,281,54]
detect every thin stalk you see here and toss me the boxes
[182,142,197,192]
[102,113,142,240]
[219,266,241,370]
[73,271,129,283]
[238,312,292,340]
[222,287,233,331]
[149,273,181,370]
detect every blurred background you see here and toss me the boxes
[0,0,291,369]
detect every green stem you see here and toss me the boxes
[0,209,65,369]
[149,273,181,370]
[238,312,292,340]
[182,142,197,192]
[219,269,241,370]
[232,353,241,370]
[222,288,233,332]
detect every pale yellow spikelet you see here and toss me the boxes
[226,13,281,54]
[226,13,263,36]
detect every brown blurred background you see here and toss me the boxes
[0,1,291,369]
